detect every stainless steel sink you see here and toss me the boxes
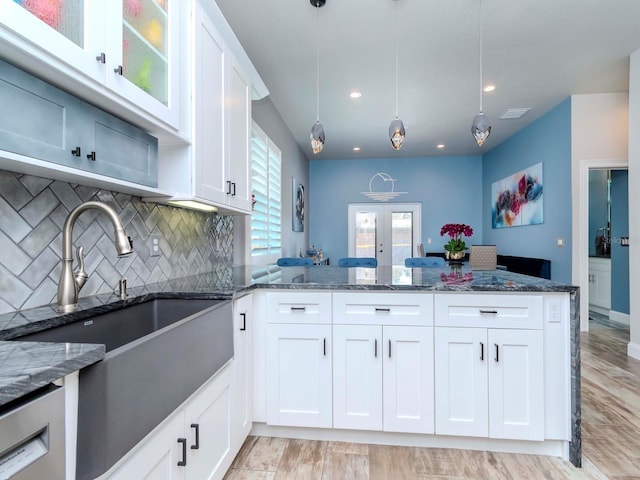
[15,297,233,480]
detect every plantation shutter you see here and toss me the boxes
[251,123,281,258]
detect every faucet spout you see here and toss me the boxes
[57,201,133,312]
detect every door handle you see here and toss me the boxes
[495,343,499,362]
[177,438,187,466]
[87,151,96,161]
[480,342,484,361]
[190,423,200,450]
[374,339,378,357]
[388,339,392,358]
[240,312,246,331]
[323,337,327,356]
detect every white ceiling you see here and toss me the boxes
[215,0,640,160]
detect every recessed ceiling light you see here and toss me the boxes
[349,91,362,99]
[436,144,445,149]
[353,147,361,151]
[483,85,496,93]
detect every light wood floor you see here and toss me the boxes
[224,315,640,479]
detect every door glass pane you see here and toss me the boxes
[123,0,169,105]
[17,0,84,47]
[391,211,413,266]
[355,212,377,258]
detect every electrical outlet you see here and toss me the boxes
[548,299,562,323]
[150,234,161,257]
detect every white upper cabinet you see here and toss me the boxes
[0,0,181,131]
[147,0,262,214]
[193,4,251,212]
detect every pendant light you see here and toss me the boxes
[310,0,326,154]
[389,0,405,150]
[471,0,491,146]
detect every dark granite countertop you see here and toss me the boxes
[0,264,578,407]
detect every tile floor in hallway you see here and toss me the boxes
[223,314,639,479]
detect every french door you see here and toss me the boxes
[348,203,422,266]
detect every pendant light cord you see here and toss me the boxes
[478,0,483,114]
[394,0,399,119]
[316,6,320,123]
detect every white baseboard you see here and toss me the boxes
[589,305,610,317]
[628,342,640,360]
[609,310,630,327]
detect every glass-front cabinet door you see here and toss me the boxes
[107,0,179,127]
[0,0,106,80]
[0,0,179,128]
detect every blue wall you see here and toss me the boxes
[482,98,573,284]
[588,169,609,257]
[309,156,483,262]
[610,169,629,314]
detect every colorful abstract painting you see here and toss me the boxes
[492,163,543,228]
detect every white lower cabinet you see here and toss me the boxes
[266,323,332,428]
[232,294,253,451]
[434,327,544,440]
[333,324,434,433]
[106,365,233,480]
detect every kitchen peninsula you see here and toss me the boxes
[0,265,580,478]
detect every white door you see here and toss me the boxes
[348,203,422,266]
[333,325,383,430]
[185,367,233,480]
[266,324,332,428]
[488,329,544,440]
[383,326,434,434]
[107,411,185,480]
[434,327,488,437]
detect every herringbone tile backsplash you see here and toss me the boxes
[0,170,233,314]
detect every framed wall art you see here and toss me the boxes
[492,162,543,228]
[293,177,304,232]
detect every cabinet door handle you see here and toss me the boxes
[375,307,391,312]
[374,339,378,357]
[290,306,306,312]
[232,182,237,196]
[388,339,392,358]
[240,312,246,331]
[87,151,96,161]
[226,180,232,195]
[114,65,123,75]
[479,309,498,315]
[177,438,187,466]
[480,342,484,361]
[323,337,327,356]
[495,344,499,363]
[71,146,81,157]
[190,423,200,450]
[96,52,106,63]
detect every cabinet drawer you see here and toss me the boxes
[266,292,332,324]
[435,294,543,329]
[333,292,433,326]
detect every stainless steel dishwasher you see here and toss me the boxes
[0,384,65,479]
